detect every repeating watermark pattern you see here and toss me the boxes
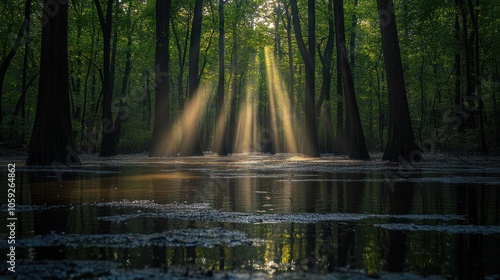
[6,164,17,273]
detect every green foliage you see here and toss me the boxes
[1,0,499,154]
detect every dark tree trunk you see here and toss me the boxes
[274,3,282,60]
[171,15,190,112]
[95,0,117,156]
[81,6,97,146]
[227,36,238,153]
[317,0,335,153]
[114,4,134,144]
[181,0,203,156]
[149,0,174,157]
[285,6,295,121]
[11,1,33,147]
[334,0,370,160]
[27,1,80,166]
[180,0,204,156]
[335,43,346,154]
[377,0,420,162]
[461,0,476,129]
[454,0,463,131]
[290,0,319,157]
[493,63,499,149]
[349,0,358,71]
[143,71,152,131]
[214,0,227,155]
[0,0,32,132]
[467,0,486,153]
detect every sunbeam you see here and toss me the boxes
[158,85,213,156]
[264,47,298,154]
[234,55,260,153]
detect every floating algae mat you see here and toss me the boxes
[1,153,500,279]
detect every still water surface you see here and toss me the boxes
[1,153,500,279]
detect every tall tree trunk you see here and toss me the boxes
[171,15,190,112]
[335,42,346,154]
[334,0,369,160]
[81,4,97,146]
[493,62,499,149]
[290,0,319,157]
[227,35,238,153]
[285,6,295,121]
[467,0,486,153]
[0,0,33,134]
[143,71,152,131]
[27,1,80,166]
[214,0,227,155]
[95,0,117,156]
[454,0,463,130]
[349,0,358,71]
[12,2,33,147]
[114,3,134,144]
[180,0,204,156]
[461,0,476,129]
[317,0,335,153]
[377,0,420,162]
[149,0,173,157]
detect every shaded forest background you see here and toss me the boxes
[1,0,499,163]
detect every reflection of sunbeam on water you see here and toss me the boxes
[264,47,298,154]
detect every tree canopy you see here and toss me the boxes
[0,0,498,164]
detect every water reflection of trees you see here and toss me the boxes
[15,168,500,277]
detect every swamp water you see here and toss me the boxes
[1,153,500,279]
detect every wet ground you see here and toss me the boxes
[1,152,500,279]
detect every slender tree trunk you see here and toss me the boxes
[317,0,335,153]
[149,0,173,157]
[349,0,358,71]
[285,7,295,121]
[335,42,346,155]
[171,16,190,112]
[110,1,120,99]
[14,4,32,147]
[377,0,420,162]
[81,4,97,146]
[227,35,238,153]
[144,71,152,131]
[0,0,32,133]
[290,0,319,157]
[493,62,499,149]
[454,0,465,132]
[215,0,227,155]
[461,0,476,129]
[113,22,133,144]
[27,1,80,166]
[180,0,204,156]
[95,0,117,156]
[274,3,281,60]
[375,67,384,150]
[334,0,369,160]
[468,0,486,153]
